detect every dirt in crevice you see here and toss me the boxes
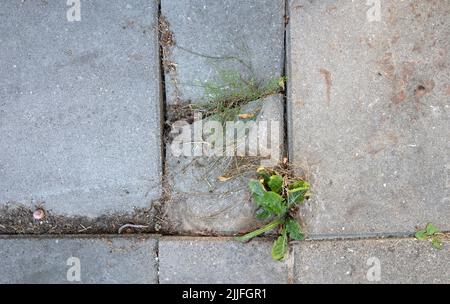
[0,203,162,235]
[158,14,181,105]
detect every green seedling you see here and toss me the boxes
[235,167,310,261]
[193,69,286,123]
[415,223,444,250]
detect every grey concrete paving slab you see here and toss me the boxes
[294,238,449,284]
[0,236,158,284]
[159,237,289,284]
[163,94,284,234]
[0,1,162,217]
[161,0,285,104]
[287,0,450,235]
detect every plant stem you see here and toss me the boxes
[234,219,283,242]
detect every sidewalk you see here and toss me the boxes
[0,1,448,284]
[1,235,448,284]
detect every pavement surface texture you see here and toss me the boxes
[0,0,163,219]
[0,0,448,284]
[161,0,285,104]
[163,94,285,235]
[1,236,447,284]
[287,0,450,236]
[0,236,158,284]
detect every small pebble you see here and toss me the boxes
[33,209,45,220]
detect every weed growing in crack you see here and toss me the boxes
[192,69,286,123]
[415,223,445,250]
[166,69,286,182]
[235,164,310,261]
[218,156,262,182]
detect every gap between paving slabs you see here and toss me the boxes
[0,203,160,235]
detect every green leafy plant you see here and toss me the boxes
[235,167,310,261]
[415,223,444,250]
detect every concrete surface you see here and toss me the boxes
[0,236,158,284]
[294,238,449,284]
[164,94,284,234]
[161,0,285,104]
[287,0,450,235]
[159,237,289,284]
[0,0,448,286]
[0,1,162,217]
[0,235,447,284]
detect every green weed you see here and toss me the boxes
[193,69,285,122]
[235,166,310,261]
[415,223,444,250]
